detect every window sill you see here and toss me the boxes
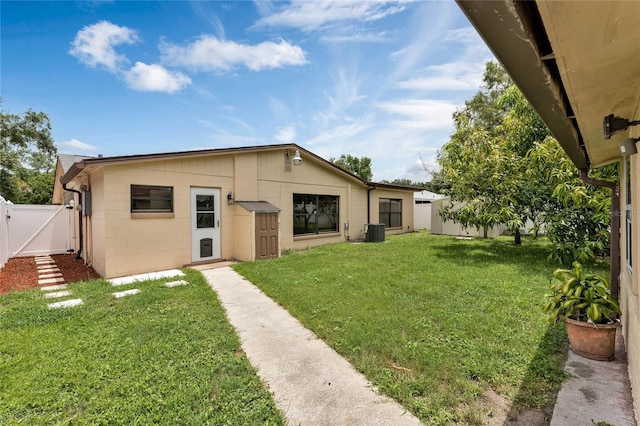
[385,226,403,230]
[293,232,341,241]
[131,212,175,219]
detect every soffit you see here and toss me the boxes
[536,1,640,167]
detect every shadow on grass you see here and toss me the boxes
[504,323,569,424]
[431,237,552,272]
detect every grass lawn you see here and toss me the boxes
[235,232,607,425]
[0,268,284,425]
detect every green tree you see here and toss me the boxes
[527,138,615,263]
[330,154,373,181]
[438,61,616,262]
[1,103,57,203]
[438,62,537,243]
[379,178,429,188]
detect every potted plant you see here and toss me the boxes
[543,261,621,361]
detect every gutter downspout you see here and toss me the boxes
[579,169,619,300]
[367,184,376,224]
[62,182,83,260]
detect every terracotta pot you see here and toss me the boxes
[565,318,619,361]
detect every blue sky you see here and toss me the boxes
[1,1,493,182]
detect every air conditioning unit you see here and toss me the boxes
[366,224,385,242]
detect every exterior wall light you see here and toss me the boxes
[292,150,302,166]
[227,191,234,205]
[287,149,302,166]
[603,114,640,139]
[620,138,639,157]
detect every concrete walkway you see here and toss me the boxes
[551,328,637,426]
[202,267,422,426]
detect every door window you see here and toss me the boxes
[196,195,215,228]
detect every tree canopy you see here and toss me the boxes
[437,61,615,262]
[1,103,57,203]
[330,154,373,181]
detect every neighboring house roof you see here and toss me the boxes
[456,0,640,169]
[414,190,445,201]
[58,153,94,174]
[59,143,419,192]
[236,201,281,213]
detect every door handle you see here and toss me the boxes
[217,219,220,228]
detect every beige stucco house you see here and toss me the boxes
[456,0,639,419]
[53,144,416,279]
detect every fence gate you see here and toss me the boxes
[7,204,74,258]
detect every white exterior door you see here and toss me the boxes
[190,187,221,263]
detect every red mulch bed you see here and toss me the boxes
[0,254,101,295]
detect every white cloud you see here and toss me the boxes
[160,36,308,72]
[254,1,409,32]
[124,62,191,93]
[376,99,457,129]
[314,67,366,125]
[69,21,138,72]
[304,114,374,147]
[59,139,98,152]
[387,2,456,85]
[274,125,297,143]
[397,62,484,91]
[320,31,392,43]
[444,26,482,45]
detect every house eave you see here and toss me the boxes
[58,143,372,188]
[456,0,589,169]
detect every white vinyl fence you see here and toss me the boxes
[6,203,74,260]
[0,197,11,270]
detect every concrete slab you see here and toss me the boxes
[43,290,73,299]
[551,328,637,426]
[108,269,185,286]
[113,289,141,298]
[39,272,64,279]
[38,277,65,285]
[202,267,421,426]
[188,261,236,271]
[48,299,83,309]
[40,284,68,291]
[35,256,52,261]
[35,261,55,266]
[165,279,188,288]
[37,266,60,272]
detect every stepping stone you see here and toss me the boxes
[35,255,52,259]
[113,289,141,298]
[109,269,185,286]
[38,268,60,274]
[38,277,65,285]
[36,261,55,266]
[38,264,59,270]
[39,272,64,279]
[165,280,188,288]
[41,284,68,291]
[48,299,83,309]
[43,290,72,299]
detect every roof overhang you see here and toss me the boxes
[59,143,376,188]
[457,0,640,169]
